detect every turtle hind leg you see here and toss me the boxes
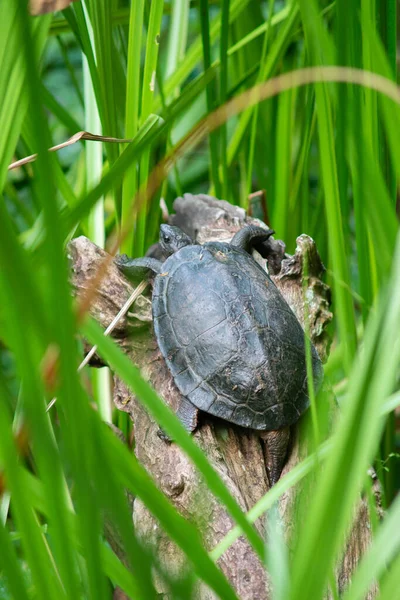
[176,396,199,432]
[260,427,291,487]
[230,225,274,254]
[157,396,199,442]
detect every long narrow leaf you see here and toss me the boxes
[82,316,265,560]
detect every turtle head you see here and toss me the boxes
[159,225,193,255]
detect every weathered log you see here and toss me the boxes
[69,194,379,599]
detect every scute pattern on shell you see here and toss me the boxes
[153,241,322,431]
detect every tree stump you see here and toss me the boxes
[69,194,379,599]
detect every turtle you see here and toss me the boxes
[115,224,323,485]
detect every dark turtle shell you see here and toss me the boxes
[153,241,322,431]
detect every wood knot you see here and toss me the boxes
[164,475,185,498]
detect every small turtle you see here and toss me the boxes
[116,224,323,484]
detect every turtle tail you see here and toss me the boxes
[260,427,291,487]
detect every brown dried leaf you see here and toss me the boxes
[8,131,133,171]
[29,0,79,15]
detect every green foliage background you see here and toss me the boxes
[1,0,400,598]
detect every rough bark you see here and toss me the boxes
[69,193,379,599]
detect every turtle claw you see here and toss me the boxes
[114,253,130,266]
[157,427,173,444]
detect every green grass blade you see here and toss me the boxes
[20,112,79,212]
[342,492,400,600]
[3,2,400,596]
[272,88,293,240]
[65,4,103,129]
[141,0,164,124]
[246,0,275,198]
[199,0,221,196]
[0,378,65,599]
[135,0,164,256]
[82,316,265,561]
[56,33,84,107]
[289,233,400,600]
[218,0,230,198]
[379,552,400,600]
[160,0,252,102]
[121,0,144,255]
[210,440,331,560]
[298,0,357,371]
[165,0,190,84]
[227,3,300,166]
[14,460,155,598]
[84,417,157,596]
[12,5,109,598]
[265,503,290,600]
[84,0,122,141]
[101,543,145,599]
[0,519,30,600]
[0,8,49,191]
[100,423,239,600]
[41,84,82,133]
[227,3,290,60]
[66,114,164,231]
[334,0,354,296]
[210,380,400,562]
[378,0,397,205]
[157,0,190,202]
[314,85,357,369]
[83,42,113,424]
[348,136,397,278]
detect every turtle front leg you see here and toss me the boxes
[260,427,291,487]
[115,256,163,280]
[158,396,199,442]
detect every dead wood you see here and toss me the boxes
[69,193,379,599]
